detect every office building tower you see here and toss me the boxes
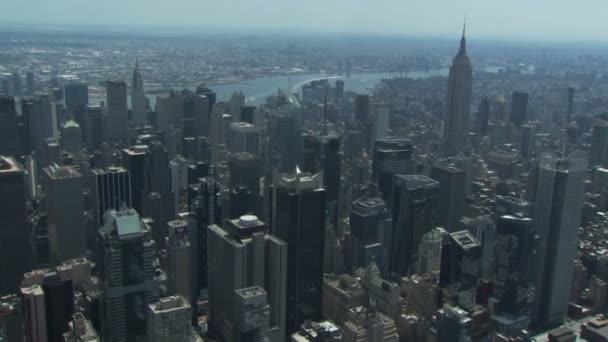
[533,153,586,329]
[442,25,473,156]
[149,140,175,222]
[27,94,57,155]
[417,227,449,275]
[461,215,496,279]
[131,60,147,126]
[520,123,536,160]
[166,220,193,303]
[155,91,183,132]
[372,103,389,142]
[591,117,608,168]
[207,215,287,342]
[62,312,99,342]
[391,175,439,277]
[335,80,345,99]
[192,94,210,137]
[436,305,473,342]
[26,71,35,95]
[122,145,150,214]
[0,156,31,294]
[64,82,89,110]
[43,165,85,262]
[195,84,216,118]
[90,167,132,226]
[302,132,341,222]
[439,230,482,290]
[347,190,393,274]
[510,91,529,128]
[230,91,245,121]
[273,172,326,334]
[43,272,75,342]
[270,114,302,172]
[494,214,536,317]
[477,97,490,136]
[241,105,255,124]
[234,286,271,341]
[98,209,159,342]
[0,95,21,156]
[230,152,261,215]
[229,122,261,156]
[430,164,465,231]
[61,120,82,154]
[21,285,47,342]
[106,81,128,142]
[567,87,575,123]
[372,139,415,205]
[342,306,399,342]
[344,130,364,161]
[147,296,196,342]
[355,94,371,125]
[12,73,22,96]
[83,105,104,151]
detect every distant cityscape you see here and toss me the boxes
[2,20,608,342]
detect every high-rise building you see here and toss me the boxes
[0,95,21,156]
[192,94,210,138]
[520,123,536,160]
[62,312,100,342]
[270,113,302,172]
[229,122,261,156]
[166,220,193,303]
[0,156,31,294]
[122,145,150,214]
[342,306,399,342]
[476,97,490,136]
[147,296,196,342]
[354,94,371,125]
[230,91,245,121]
[12,73,22,97]
[372,139,415,205]
[436,305,473,342]
[240,105,255,124]
[461,215,496,279]
[149,141,175,223]
[417,227,449,275]
[439,230,482,290]
[372,103,389,142]
[26,94,57,156]
[98,209,159,342]
[83,105,104,151]
[234,286,271,341]
[510,91,529,128]
[207,215,287,342]
[43,164,85,262]
[230,152,261,215]
[63,82,89,110]
[61,120,82,154]
[131,60,147,126]
[0,294,24,342]
[272,172,326,335]
[90,167,132,226]
[26,71,35,95]
[430,164,465,232]
[106,81,128,142]
[533,153,586,329]
[442,25,473,156]
[591,117,608,168]
[21,285,47,342]
[347,190,392,274]
[391,175,439,277]
[155,91,183,132]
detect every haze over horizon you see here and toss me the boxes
[2,0,607,42]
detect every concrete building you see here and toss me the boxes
[106,81,128,142]
[63,312,100,342]
[148,296,197,342]
[229,122,261,156]
[342,306,399,342]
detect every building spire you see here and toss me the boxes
[459,18,467,55]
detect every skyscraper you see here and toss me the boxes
[61,120,82,154]
[510,91,529,128]
[272,172,326,335]
[147,296,196,342]
[83,105,104,151]
[0,156,31,294]
[476,97,490,136]
[430,163,465,231]
[230,152,261,216]
[122,145,150,214]
[192,94,210,138]
[90,167,132,226]
[520,123,536,160]
[391,175,439,277]
[229,122,261,156]
[207,215,287,342]
[354,94,371,125]
[26,71,35,95]
[98,209,159,342]
[590,117,608,168]
[417,227,449,275]
[442,24,473,156]
[106,81,128,142]
[166,220,193,303]
[131,60,147,126]
[63,82,89,110]
[372,139,415,205]
[43,164,85,262]
[533,153,586,329]
[230,91,245,121]
[0,95,21,156]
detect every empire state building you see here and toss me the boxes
[443,24,473,156]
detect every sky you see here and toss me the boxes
[1,0,607,41]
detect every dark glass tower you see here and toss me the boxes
[272,172,326,336]
[510,91,529,128]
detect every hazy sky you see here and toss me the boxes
[2,0,607,41]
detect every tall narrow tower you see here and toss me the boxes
[443,22,473,156]
[131,59,147,126]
